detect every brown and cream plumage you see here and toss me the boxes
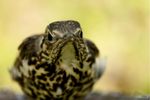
[10,20,104,100]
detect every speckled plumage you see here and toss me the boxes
[10,20,104,100]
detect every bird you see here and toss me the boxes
[10,20,105,100]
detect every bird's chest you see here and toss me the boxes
[21,43,94,99]
[25,58,92,98]
[23,60,93,99]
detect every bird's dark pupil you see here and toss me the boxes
[80,31,83,38]
[48,33,53,41]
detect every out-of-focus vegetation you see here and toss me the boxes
[0,0,149,95]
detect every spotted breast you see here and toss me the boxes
[10,20,104,100]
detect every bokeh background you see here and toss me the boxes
[0,0,149,95]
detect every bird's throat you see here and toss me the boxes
[60,42,77,64]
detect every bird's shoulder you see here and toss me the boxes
[84,39,99,58]
[10,34,44,81]
[18,34,44,59]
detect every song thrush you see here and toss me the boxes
[10,20,104,100]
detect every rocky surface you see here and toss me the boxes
[0,89,149,100]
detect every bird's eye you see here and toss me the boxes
[75,29,83,38]
[48,33,53,41]
[79,31,83,38]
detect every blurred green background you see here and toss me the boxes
[0,0,149,95]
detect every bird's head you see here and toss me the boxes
[42,20,88,63]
